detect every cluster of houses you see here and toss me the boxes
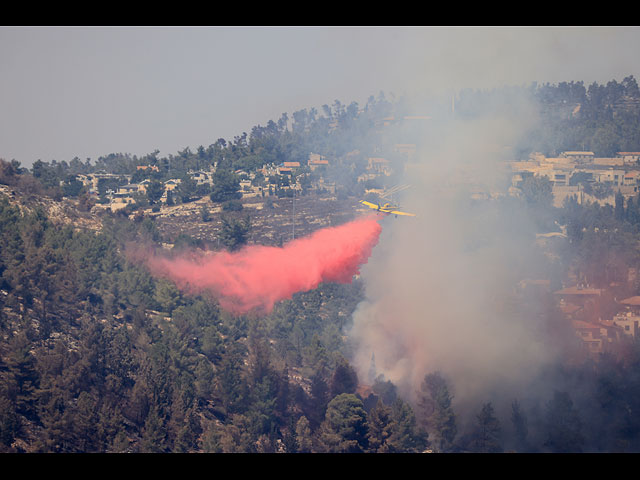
[510,151,640,207]
[555,282,640,360]
[75,171,184,211]
[73,149,401,212]
[518,276,640,361]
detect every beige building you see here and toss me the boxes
[612,311,640,338]
[562,151,595,163]
[308,153,329,170]
[367,157,392,176]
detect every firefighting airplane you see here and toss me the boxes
[359,200,416,217]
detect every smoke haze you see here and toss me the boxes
[347,92,569,418]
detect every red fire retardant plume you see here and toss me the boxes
[143,215,382,314]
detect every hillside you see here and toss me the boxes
[148,193,367,248]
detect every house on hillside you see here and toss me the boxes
[136,165,159,172]
[562,151,595,163]
[555,285,604,321]
[572,320,606,355]
[367,157,391,176]
[277,162,300,176]
[617,152,640,164]
[612,311,640,338]
[164,179,181,191]
[572,319,625,357]
[308,153,329,171]
[117,184,140,196]
[593,157,625,167]
[190,171,212,186]
[138,179,151,194]
[618,295,640,314]
[623,171,640,188]
[394,143,417,160]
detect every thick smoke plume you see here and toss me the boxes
[347,92,569,420]
[135,215,382,314]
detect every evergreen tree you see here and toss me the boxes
[387,398,428,453]
[468,402,502,453]
[140,405,167,453]
[417,371,457,452]
[543,391,585,453]
[218,215,251,251]
[5,334,39,419]
[317,393,369,453]
[372,375,398,406]
[306,372,330,430]
[511,399,529,452]
[209,168,241,203]
[145,180,164,205]
[615,190,625,221]
[0,394,20,451]
[329,354,358,398]
[366,400,393,452]
[217,342,249,415]
[295,415,314,452]
[72,391,99,452]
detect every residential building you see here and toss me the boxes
[562,151,595,163]
[190,171,212,186]
[618,295,640,314]
[612,311,640,338]
[164,179,181,191]
[116,184,140,196]
[136,165,159,172]
[572,319,625,356]
[617,152,640,163]
[367,157,392,176]
[308,153,329,170]
[554,285,604,321]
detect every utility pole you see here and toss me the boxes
[292,187,296,240]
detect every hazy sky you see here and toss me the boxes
[1,26,639,167]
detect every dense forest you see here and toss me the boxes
[3,78,640,453]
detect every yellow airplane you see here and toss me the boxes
[359,200,416,217]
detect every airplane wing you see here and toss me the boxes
[359,200,379,209]
[388,209,416,217]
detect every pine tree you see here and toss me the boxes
[295,415,314,452]
[317,394,369,453]
[72,391,99,452]
[0,394,20,451]
[511,399,529,452]
[306,372,330,430]
[5,334,39,419]
[217,342,249,415]
[140,405,167,453]
[543,391,585,453]
[388,398,429,453]
[417,371,457,452]
[366,400,393,452]
[615,190,625,221]
[469,402,502,453]
[329,354,358,398]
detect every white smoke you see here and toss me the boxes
[347,90,566,413]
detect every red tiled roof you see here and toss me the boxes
[554,286,602,296]
[572,320,601,330]
[620,296,640,306]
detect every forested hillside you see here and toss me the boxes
[3,79,640,453]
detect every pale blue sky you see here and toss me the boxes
[1,26,639,166]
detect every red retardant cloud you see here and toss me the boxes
[141,215,382,314]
